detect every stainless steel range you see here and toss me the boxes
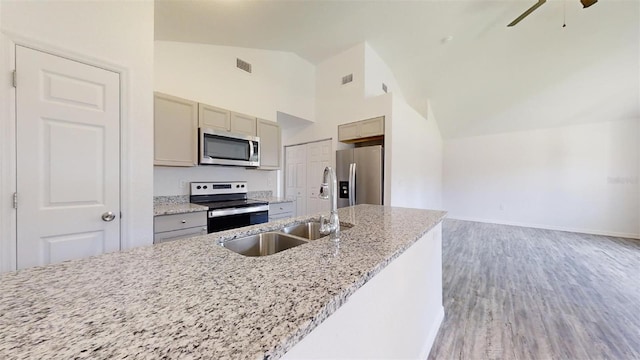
[190,182,269,233]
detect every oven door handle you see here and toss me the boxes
[208,205,269,218]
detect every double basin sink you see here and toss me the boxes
[221,221,351,257]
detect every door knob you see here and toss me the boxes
[102,211,116,222]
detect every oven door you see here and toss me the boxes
[200,128,260,167]
[207,206,268,233]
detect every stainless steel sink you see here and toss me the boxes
[281,221,353,240]
[222,232,307,257]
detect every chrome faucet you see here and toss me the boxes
[319,166,340,242]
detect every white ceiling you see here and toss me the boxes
[155,0,640,138]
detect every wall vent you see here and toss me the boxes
[382,83,388,93]
[341,74,353,85]
[236,58,252,73]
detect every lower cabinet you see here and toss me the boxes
[268,201,295,221]
[154,211,207,244]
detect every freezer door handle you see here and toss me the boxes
[349,162,356,206]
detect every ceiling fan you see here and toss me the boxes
[507,0,598,27]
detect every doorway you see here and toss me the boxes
[15,46,121,269]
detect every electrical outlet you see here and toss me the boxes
[499,204,504,211]
[179,180,188,189]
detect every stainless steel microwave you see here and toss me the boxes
[199,128,260,167]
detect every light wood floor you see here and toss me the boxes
[428,219,640,360]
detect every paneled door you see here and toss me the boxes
[285,140,332,217]
[285,144,307,217]
[306,140,331,215]
[16,46,121,269]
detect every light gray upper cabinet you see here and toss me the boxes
[257,118,281,170]
[154,92,198,167]
[359,117,385,138]
[230,111,258,136]
[198,105,257,136]
[338,116,385,143]
[198,103,230,132]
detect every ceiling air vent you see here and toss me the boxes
[382,83,388,93]
[236,58,252,73]
[341,74,353,85]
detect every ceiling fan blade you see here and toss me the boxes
[507,0,547,27]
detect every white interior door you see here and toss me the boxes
[285,144,307,217]
[307,140,331,215]
[16,46,121,269]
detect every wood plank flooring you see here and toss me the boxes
[428,219,640,360]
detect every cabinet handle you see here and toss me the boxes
[181,220,187,224]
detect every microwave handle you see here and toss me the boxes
[249,140,254,159]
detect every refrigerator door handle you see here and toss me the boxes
[350,162,356,206]
[348,163,353,206]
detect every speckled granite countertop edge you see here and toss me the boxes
[153,202,208,216]
[249,196,296,204]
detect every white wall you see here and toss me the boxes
[295,43,394,205]
[283,41,444,210]
[285,42,374,151]
[443,119,640,238]
[364,42,404,99]
[155,41,315,122]
[0,1,155,270]
[154,41,316,196]
[390,99,443,209]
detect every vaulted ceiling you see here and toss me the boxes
[155,0,639,138]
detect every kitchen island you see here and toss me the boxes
[0,205,446,359]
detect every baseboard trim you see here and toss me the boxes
[448,216,640,240]
[419,306,445,359]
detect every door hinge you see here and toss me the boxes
[12,70,16,88]
[12,192,18,209]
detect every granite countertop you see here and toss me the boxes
[153,202,208,216]
[0,204,447,359]
[153,193,294,216]
[250,196,295,204]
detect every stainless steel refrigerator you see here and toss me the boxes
[336,145,384,208]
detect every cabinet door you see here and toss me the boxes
[154,211,207,233]
[269,201,295,216]
[359,116,385,138]
[338,122,359,141]
[306,140,332,214]
[285,145,307,217]
[154,92,198,166]
[154,226,208,244]
[257,118,281,169]
[199,103,230,131]
[230,111,257,136]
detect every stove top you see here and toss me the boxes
[199,199,268,210]
[190,181,268,210]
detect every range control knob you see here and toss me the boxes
[196,186,202,189]
[203,185,208,189]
